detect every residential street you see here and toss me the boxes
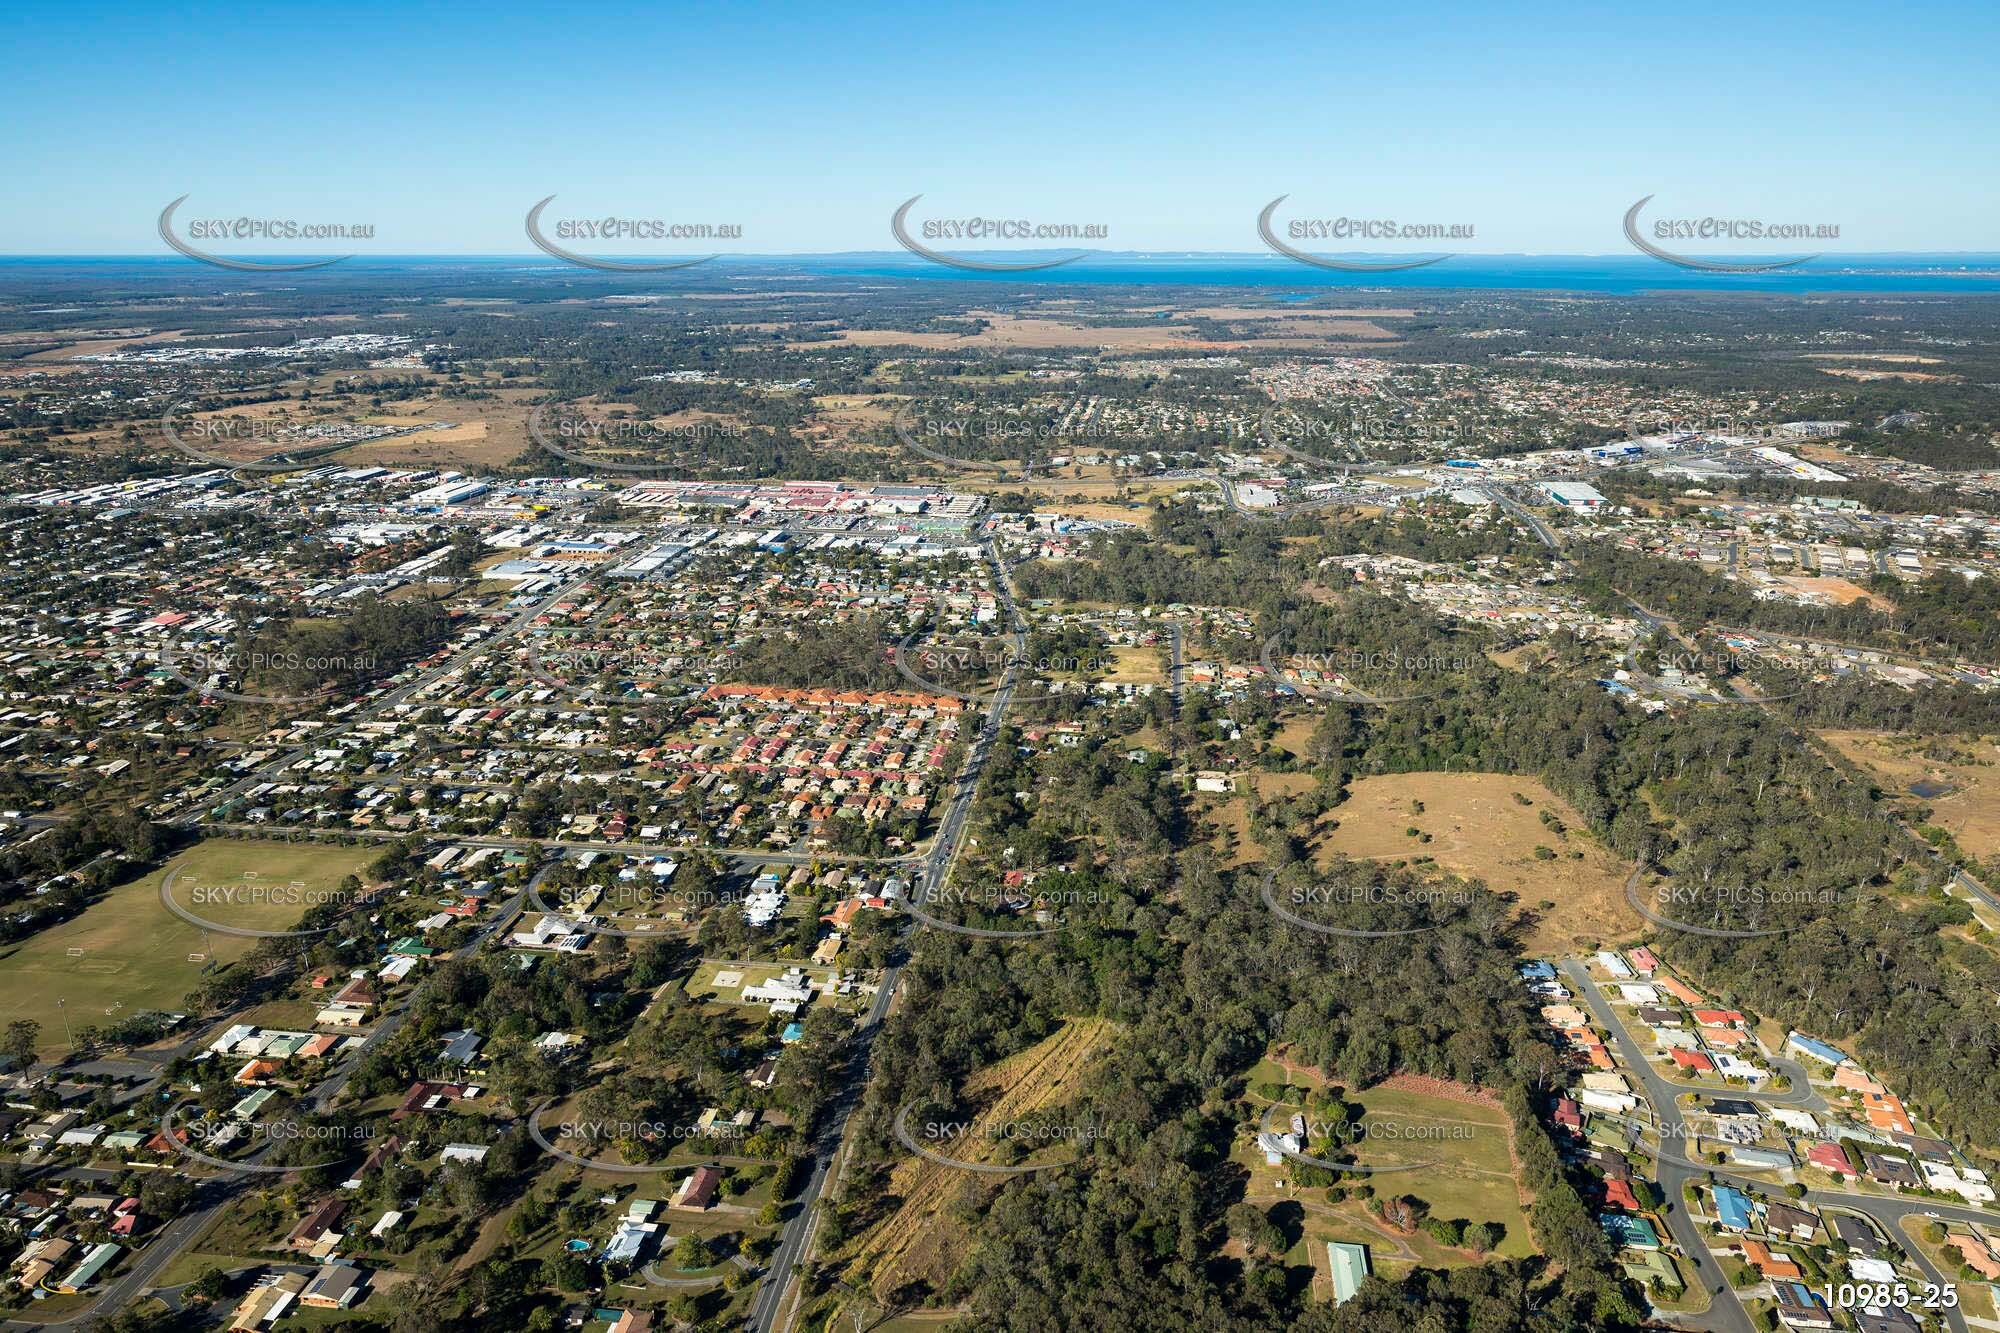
[1564,958,1996,1333]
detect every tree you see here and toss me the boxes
[444,528,485,578]
[1424,1216,1466,1247]
[187,1265,229,1302]
[539,1251,592,1292]
[673,1233,711,1270]
[389,1261,455,1333]
[1,1021,36,1070]
[1226,1202,1286,1256]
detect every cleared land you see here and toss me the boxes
[1770,575,1885,607]
[826,312,1400,352]
[1316,772,1638,955]
[843,1017,1113,1302]
[1102,645,1168,685]
[1,839,376,1054]
[1824,730,2000,857]
[313,384,542,469]
[1238,1056,1536,1282]
[685,959,839,1008]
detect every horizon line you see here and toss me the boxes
[6,249,2000,263]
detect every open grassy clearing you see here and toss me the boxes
[684,959,838,1007]
[1824,730,2000,857]
[1101,645,1167,684]
[1316,772,1638,955]
[1,839,375,1054]
[1238,1058,1536,1279]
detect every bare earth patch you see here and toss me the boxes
[826,313,1399,352]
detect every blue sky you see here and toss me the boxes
[6,0,1996,256]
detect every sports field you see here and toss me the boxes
[0,839,376,1055]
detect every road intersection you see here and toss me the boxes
[1563,959,1995,1333]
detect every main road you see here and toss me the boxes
[743,540,1022,1333]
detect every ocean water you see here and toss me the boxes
[803,252,2000,295]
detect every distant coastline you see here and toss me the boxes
[4,252,2000,294]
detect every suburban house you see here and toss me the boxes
[672,1165,723,1210]
[1764,1201,1821,1242]
[1772,1280,1835,1330]
[286,1198,346,1252]
[301,1261,370,1309]
[228,1271,309,1330]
